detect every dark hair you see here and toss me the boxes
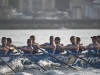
[55,37,61,40]
[97,35,100,38]
[50,36,54,39]
[7,38,12,43]
[30,35,35,38]
[27,39,32,42]
[91,36,98,39]
[76,37,81,41]
[2,37,7,40]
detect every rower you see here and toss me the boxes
[76,37,85,53]
[54,37,64,54]
[86,36,99,53]
[0,37,9,55]
[64,36,79,54]
[40,36,56,54]
[19,39,33,54]
[6,38,15,54]
[30,35,39,54]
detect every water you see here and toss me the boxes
[0,29,100,75]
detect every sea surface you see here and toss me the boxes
[0,29,100,75]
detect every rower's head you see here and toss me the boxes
[97,35,100,44]
[30,35,35,43]
[1,37,7,46]
[70,36,76,44]
[91,36,98,43]
[76,37,81,44]
[49,36,54,43]
[7,38,12,45]
[27,39,32,46]
[55,37,61,44]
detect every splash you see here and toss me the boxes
[38,60,60,67]
[0,58,23,74]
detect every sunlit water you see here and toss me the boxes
[0,29,100,75]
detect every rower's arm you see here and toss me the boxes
[46,44,56,50]
[21,47,33,52]
[79,45,86,50]
[92,45,99,50]
[9,47,14,51]
[71,45,79,52]
[0,47,9,51]
[56,44,64,52]
[40,43,46,46]
[40,44,56,51]
[64,44,79,52]
[86,44,99,50]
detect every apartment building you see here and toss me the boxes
[69,0,94,19]
[19,0,55,12]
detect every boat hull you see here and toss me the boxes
[0,53,100,68]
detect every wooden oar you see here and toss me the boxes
[16,49,47,71]
[0,57,16,73]
[39,48,77,70]
[68,51,100,69]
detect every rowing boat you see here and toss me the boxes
[0,52,100,68]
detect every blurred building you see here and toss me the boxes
[19,0,55,12]
[69,0,94,19]
[92,0,100,19]
[0,0,16,19]
[0,0,8,6]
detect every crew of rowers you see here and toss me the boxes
[0,35,100,55]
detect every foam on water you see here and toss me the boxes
[39,60,60,67]
[0,58,23,74]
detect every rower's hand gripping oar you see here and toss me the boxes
[16,49,47,71]
[39,48,77,70]
[0,57,16,73]
[68,51,100,69]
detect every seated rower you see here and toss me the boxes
[19,39,34,54]
[6,38,16,54]
[0,37,9,55]
[54,37,64,54]
[86,36,99,53]
[40,36,56,54]
[64,36,79,54]
[76,37,85,53]
[30,35,39,54]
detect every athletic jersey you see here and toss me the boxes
[45,43,55,54]
[66,44,78,54]
[23,46,32,54]
[88,44,98,53]
[0,46,6,55]
[7,50,13,55]
[32,45,38,54]
[54,45,61,54]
